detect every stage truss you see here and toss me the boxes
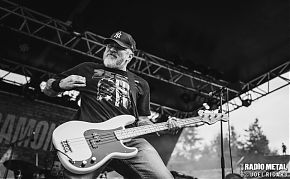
[0,0,289,117]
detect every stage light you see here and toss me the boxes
[239,95,252,107]
[241,99,252,107]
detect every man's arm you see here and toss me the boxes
[137,116,180,135]
[137,116,154,126]
[42,78,60,97]
[42,75,86,97]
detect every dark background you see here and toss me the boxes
[1,0,289,112]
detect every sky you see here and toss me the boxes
[196,72,289,155]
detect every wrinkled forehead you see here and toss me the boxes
[105,42,134,54]
[106,41,124,47]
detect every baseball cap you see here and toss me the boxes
[104,31,137,52]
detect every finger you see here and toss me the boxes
[171,123,177,129]
[168,120,174,129]
[74,80,86,85]
[75,78,86,84]
[168,116,176,120]
[71,75,86,83]
[71,75,85,79]
[168,120,172,128]
[169,126,178,134]
[170,121,180,133]
[169,120,177,127]
[72,83,86,87]
[77,76,86,82]
[168,121,177,130]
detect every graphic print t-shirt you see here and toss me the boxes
[56,62,150,123]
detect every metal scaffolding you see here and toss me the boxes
[0,0,289,117]
[225,61,290,113]
[0,57,190,117]
[0,0,239,98]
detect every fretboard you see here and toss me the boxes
[114,116,202,140]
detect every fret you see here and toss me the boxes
[114,112,227,140]
[115,117,199,140]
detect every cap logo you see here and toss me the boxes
[113,31,122,39]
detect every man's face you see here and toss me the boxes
[103,42,132,70]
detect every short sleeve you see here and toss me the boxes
[136,79,151,116]
[52,62,89,79]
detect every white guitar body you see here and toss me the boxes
[52,111,228,174]
[52,115,138,174]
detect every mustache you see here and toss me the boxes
[106,52,117,58]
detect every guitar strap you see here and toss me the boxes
[127,71,139,125]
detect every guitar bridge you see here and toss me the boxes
[61,140,72,153]
[89,132,101,149]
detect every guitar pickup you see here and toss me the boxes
[61,140,72,153]
[89,139,99,149]
[89,133,101,149]
[92,133,101,141]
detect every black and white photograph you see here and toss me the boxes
[0,0,289,178]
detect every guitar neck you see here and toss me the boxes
[114,116,201,140]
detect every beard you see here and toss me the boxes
[103,55,125,69]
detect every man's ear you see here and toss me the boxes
[128,53,134,61]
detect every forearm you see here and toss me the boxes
[137,116,180,135]
[137,116,154,126]
[43,75,86,97]
[42,78,62,97]
[136,116,166,136]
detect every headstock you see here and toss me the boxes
[197,110,228,125]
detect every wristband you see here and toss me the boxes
[51,79,65,92]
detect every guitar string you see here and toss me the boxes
[57,122,215,156]
[68,135,119,146]
[62,123,167,146]
[56,117,224,158]
[61,121,184,144]
[65,118,196,143]
[62,131,118,142]
[68,133,116,143]
[64,133,118,146]
[59,115,217,143]
[62,124,165,144]
[57,118,221,162]
[59,120,205,146]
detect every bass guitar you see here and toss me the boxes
[52,111,228,174]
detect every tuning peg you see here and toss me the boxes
[202,103,210,110]
[197,110,204,116]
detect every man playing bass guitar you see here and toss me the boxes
[43,31,180,179]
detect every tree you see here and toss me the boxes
[202,126,242,169]
[170,127,202,161]
[195,125,245,170]
[212,126,241,158]
[228,126,242,157]
[239,118,271,156]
